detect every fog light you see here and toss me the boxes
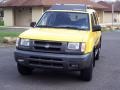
[18,59,24,62]
[70,64,79,68]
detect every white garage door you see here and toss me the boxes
[104,12,112,23]
[14,8,32,26]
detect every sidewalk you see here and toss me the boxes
[0,26,30,32]
[0,26,31,29]
[100,23,120,27]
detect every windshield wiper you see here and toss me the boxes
[36,25,87,30]
[36,25,57,28]
[56,26,81,30]
[58,25,89,30]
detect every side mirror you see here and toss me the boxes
[93,25,101,32]
[30,22,36,27]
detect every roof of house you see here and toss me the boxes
[0,0,106,10]
[98,1,120,12]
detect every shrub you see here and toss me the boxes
[0,20,4,26]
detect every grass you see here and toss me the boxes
[0,29,23,43]
[0,31,21,42]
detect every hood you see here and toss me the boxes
[19,28,90,42]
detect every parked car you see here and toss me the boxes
[14,4,102,81]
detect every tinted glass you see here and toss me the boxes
[36,12,90,30]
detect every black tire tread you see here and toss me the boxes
[80,53,93,81]
[17,64,33,75]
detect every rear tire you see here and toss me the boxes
[80,53,93,81]
[17,63,33,75]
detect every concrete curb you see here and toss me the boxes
[0,26,30,29]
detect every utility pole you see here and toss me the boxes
[112,2,114,30]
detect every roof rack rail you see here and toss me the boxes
[49,4,88,11]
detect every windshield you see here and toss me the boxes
[36,11,90,30]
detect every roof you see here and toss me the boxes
[98,1,120,12]
[0,0,106,10]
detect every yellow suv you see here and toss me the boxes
[15,4,102,81]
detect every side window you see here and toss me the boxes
[91,14,95,26]
[37,12,57,26]
[93,13,98,25]
[91,13,97,26]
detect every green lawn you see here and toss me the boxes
[0,28,24,43]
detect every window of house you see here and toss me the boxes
[0,10,4,17]
[29,8,32,13]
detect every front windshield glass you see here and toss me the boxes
[36,11,90,30]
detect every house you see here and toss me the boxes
[0,0,106,27]
[98,1,120,25]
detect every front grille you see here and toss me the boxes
[32,40,63,53]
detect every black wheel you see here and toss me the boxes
[17,63,33,75]
[95,39,101,60]
[95,48,100,60]
[93,52,96,67]
[80,54,93,81]
[96,40,101,60]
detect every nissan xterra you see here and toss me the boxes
[15,4,102,81]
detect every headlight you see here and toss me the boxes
[16,38,20,47]
[67,42,86,52]
[81,43,86,52]
[20,39,30,47]
[68,43,80,50]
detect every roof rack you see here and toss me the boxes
[49,4,88,11]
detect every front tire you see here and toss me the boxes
[17,63,33,75]
[80,53,93,81]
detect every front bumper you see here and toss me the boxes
[14,50,92,71]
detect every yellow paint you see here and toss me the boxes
[19,28,90,42]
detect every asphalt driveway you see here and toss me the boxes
[0,31,120,90]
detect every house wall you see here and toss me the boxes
[118,13,120,23]
[14,8,32,26]
[96,10,104,24]
[103,12,120,24]
[2,7,105,26]
[104,12,112,23]
[32,7,44,23]
[3,7,44,26]
[3,8,14,26]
